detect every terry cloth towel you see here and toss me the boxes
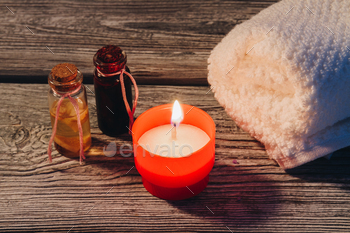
[208,0,350,169]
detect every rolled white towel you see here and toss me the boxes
[208,0,350,169]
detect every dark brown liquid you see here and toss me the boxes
[94,66,133,136]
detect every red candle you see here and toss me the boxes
[132,102,215,200]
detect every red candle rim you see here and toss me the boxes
[132,104,216,188]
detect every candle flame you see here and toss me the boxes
[171,100,183,126]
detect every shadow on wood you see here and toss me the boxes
[167,167,280,228]
[286,148,350,191]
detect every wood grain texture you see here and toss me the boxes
[0,83,350,232]
[0,0,279,85]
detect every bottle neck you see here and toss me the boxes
[49,69,83,93]
[94,61,126,75]
[93,45,127,75]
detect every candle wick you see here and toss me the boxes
[172,123,177,140]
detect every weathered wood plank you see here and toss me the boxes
[0,83,349,232]
[0,0,279,85]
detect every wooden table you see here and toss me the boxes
[1,1,350,232]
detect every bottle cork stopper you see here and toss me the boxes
[50,63,77,83]
[94,45,127,74]
[96,45,125,63]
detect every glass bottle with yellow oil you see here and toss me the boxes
[48,63,91,160]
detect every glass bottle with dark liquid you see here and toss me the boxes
[93,45,133,136]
